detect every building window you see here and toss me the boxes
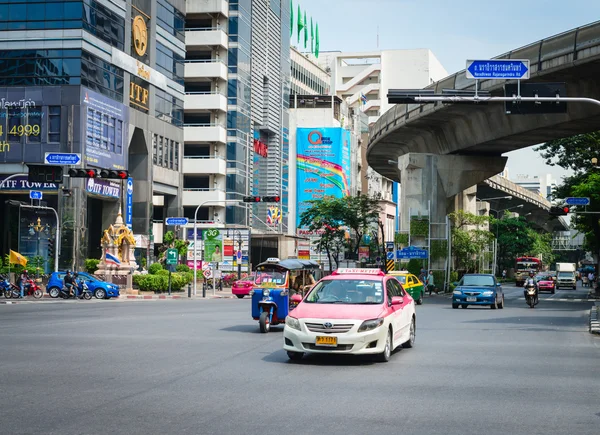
[158,136,163,166]
[156,0,185,42]
[155,89,183,126]
[152,134,157,164]
[48,106,61,143]
[0,48,82,87]
[156,42,184,85]
[174,141,179,171]
[82,0,126,51]
[81,50,124,102]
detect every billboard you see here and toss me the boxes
[81,87,129,170]
[202,228,223,263]
[296,127,351,227]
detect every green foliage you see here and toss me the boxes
[31,256,46,275]
[430,240,448,261]
[395,232,409,246]
[176,264,190,273]
[535,133,600,176]
[341,195,382,256]
[449,211,494,273]
[450,270,459,283]
[406,259,423,277]
[148,263,163,275]
[141,257,147,269]
[410,218,429,237]
[432,270,446,291]
[156,269,170,276]
[85,258,100,274]
[132,272,193,292]
[161,231,190,259]
[0,254,29,274]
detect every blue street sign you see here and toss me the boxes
[165,217,189,226]
[29,190,43,200]
[396,246,428,260]
[376,256,381,263]
[386,242,394,250]
[466,59,530,80]
[565,197,590,206]
[44,152,81,165]
[125,178,133,230]
[386,252,395,260]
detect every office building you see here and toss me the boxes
[512,173,558,199]
[290,46,330,95]
[0,0,186,271]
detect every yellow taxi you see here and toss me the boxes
[387,271,424,305]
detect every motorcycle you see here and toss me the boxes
[59,279,92,300]
[525,283,538,308]
[1,277,42,299]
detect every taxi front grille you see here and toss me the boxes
[464,292,480,296]
[303,343,354,351]
[305,323,354,334]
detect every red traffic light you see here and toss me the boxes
[86,169,97,178]
[117,171,128,179]
[99,169,130,179]
[243,196,262,203]
[262,196,281,203]
[563,206,570,213]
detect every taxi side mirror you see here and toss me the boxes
[290,294,302,304]
[391,296,404,305]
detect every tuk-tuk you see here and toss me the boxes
[250,258,321,333]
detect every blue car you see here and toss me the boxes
[452,274,504,309]
[47,272,120,299]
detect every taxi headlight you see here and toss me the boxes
[285,316,301,331]
[482,291,494,296]
[453,290,462,295]
[358,318,384,333]
[263,289,270,297]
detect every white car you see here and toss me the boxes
[283,268,416,362]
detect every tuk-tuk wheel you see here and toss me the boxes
[259,311,270,333]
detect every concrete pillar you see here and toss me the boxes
[396,153,507,235]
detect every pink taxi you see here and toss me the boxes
[283,268,416,362]
[232,274,255,299]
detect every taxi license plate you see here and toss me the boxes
[466,297,477,302]
[316,336,337,347]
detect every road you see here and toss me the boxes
[0,285,599,435]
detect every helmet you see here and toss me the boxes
[529,270,535,276]
[23,269,27,274]
[73,272,79,278]
[66,270,71,274]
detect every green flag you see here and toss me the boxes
[315,22,319,58]
[310,17,314,53]
[297,5,303,42]
[303,11,308,48]
[290,0,293,38]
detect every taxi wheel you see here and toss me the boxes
[377,330,392,362]
[551,287,555,294]
[416,291,423,305]
[452,303,459,309]
[498,294,504,309]
[403,318,415,349]
[287,351,304,361]
[236,295,245,299]
[259,311,270,333]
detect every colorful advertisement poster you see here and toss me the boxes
[81,87,129,170]
[203,228,223,263]
[296,127,351,227]
[359,246,370,261]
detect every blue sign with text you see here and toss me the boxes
[44,153,81,165]
[466,59,530,80]
[29,190,42,200]
[125,178,133,229]
[166,217,189,226]
[565,197,590,206]
[396,246,428,260]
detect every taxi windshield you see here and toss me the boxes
[536,275,552,282]
[393,275,407,284]
[459,275,495,287]
[305,279,384,304]
[254,271,286,286]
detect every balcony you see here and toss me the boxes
[185,60,227,81]
[186,27,228,50]
[182,188,226,207]
[183,156,226,175]
[184,92,227,112]
[184,124,226,143]
[186,0,228,16]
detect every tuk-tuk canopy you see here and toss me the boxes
[256,258,321,271]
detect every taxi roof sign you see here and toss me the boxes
[266,257,280,263]
[333,268,385,276]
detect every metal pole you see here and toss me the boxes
[19,204,60,272]
[408,207,412,247]
[427,200,431,273]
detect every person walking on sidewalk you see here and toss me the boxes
[426,270,436,295]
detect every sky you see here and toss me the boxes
[293,0,600,184]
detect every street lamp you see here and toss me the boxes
[476,195,512,201]
[193,199,242,297]
[489,204,524,276]
[29,217,50,257]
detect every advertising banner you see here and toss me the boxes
[81,87,129,170]
[85,178,120,199]
[0,175,58,191]
[296,127,351,227]
[125,178,133,229]
[202,228,223,263]
[359,246,370,261]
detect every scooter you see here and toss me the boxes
[59,280,92,300]
[525,283,538,308]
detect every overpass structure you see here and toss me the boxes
[367,21,600,234]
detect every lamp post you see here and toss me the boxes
[193,200,242,297]
[29,217,50,257]
[489,204,524,275]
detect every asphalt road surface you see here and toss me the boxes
[1,286,599,435]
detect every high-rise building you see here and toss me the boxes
[0,0,186,271]
[291,46,330,95]
[183,0,291,263]
[512,173,558,199]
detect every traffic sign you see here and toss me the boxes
[166,248,178,265]
[203,268,212,279]
[396,246,428,260]
[44,153,81,165]
[29,190,43,200]
[236,250,242,261]
[165,217,189,226]
[376,256,381,263]
[386,252,395,260]
[466,59,530,80]
[565,197,590,206]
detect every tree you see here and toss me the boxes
[161,230,189,263]
[448,211,494,273]
[341,195,382,258]
[535,133,600,256]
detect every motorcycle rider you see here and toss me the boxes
[18,269,29,298]
[523,270,539,303]
[63,270,75,297]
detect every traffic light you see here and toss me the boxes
[48,239,55,257]
[68,168,98,178]
[99,169,129,179]
[262,196,281,203]
[243,196,261,203]
[549,205,570,216]
[27,165,63,183]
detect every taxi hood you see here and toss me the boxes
[291,302,386,320]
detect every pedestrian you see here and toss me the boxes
[18,269,29,298]
[419,267,426,284]
[502,269,507,280]
[426,270,436,295]
[589,272,595,287]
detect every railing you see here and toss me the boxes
[183,155,225,160]
[184,91,227,96]
[185,26,226,32]
[185,59,226,64]
[183,123,225,127]
[183,188,225,192]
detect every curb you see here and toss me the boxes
[590,302,600,335]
